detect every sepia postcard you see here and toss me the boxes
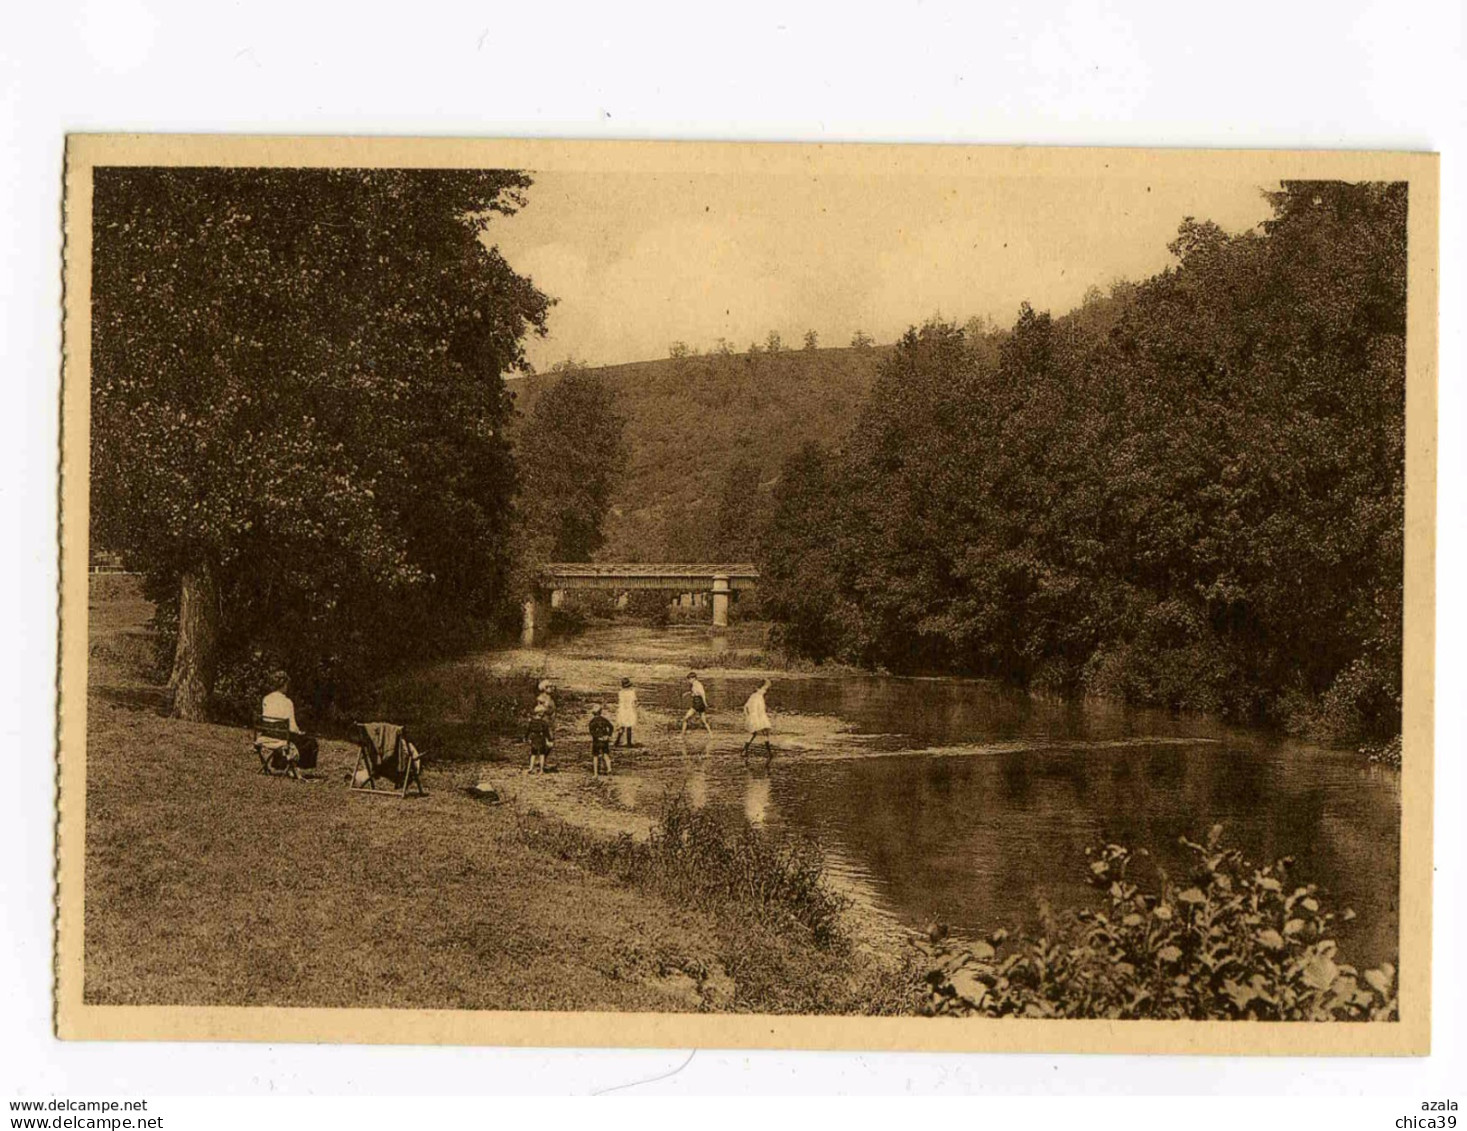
[58,135,1437,1054]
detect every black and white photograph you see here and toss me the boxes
[54,138,1436,1056]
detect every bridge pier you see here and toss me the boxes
[533,564,760,641]
[711,573,730,629]
[520,596,539,647]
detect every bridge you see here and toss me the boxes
[522,562,759,645]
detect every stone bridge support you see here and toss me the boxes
[521,595,539,647]
[522,563,759,647]
[711,573,731,629]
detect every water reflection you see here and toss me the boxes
[743,774,771,826]
[608,774,640,809]
[684,767,709,810]
[765,741,1400,968]
[476,627,1401,969]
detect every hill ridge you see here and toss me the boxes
[509,346,888,560]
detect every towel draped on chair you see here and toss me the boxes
[359,721,421,780]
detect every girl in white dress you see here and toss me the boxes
[741,679,774,762]
[613,676,638,748]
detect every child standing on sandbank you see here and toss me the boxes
[525,702,554,774]
[589,704,614,776]
[613,676,638,748]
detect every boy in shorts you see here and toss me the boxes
[588,704,614,776]
[525,703,553,773]
[681,671,713,737]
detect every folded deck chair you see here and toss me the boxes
[350,721,425,798]
[253,715,297,777]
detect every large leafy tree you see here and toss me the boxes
[91,168,550,719]
[712,455,766,560]
[515,363,628,567]
[763,181,1407,742]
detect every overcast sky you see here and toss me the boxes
[489,168,1280,371]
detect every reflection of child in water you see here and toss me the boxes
[589,705,614,776]
[741,679,774,763]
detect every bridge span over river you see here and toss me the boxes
[522,562,759,645]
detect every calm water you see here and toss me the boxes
[487,628,1402,967]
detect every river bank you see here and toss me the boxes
[82,577,915,1013]
[375,616,1401,973]
[82,575,1401,1012]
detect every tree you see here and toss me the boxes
[517,365,628,565]
[765,330,783,354]
[765,183,1407,743]
[850,329,874,350]
[90,168,550,719]
[661,500,719,562]
[712,456,765,559]
[962,313,996,339]
[668,341,690,359]
[760,443,854,663]
[802,330,819,351]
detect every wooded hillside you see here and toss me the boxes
[507,345,887,559]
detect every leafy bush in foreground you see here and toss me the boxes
[515,798,919,1015]
[521,796,848,947]
[918,826,1398,1021]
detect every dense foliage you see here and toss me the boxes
[760,182,1407,744]
[525,795,849,946]
[91,168,550,718]
[508,346,886,559]
[514,798,922,1014]
[514,362,629,569]
[918,826,1397,1021]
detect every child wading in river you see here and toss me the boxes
[525,703,554,774]
[681,671,713,737]
[613,676,638,748]
[588,705,614,776]
[741,679,775,763]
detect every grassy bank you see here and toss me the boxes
[83,576,908,1013]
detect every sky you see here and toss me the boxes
[487,168,1281,372]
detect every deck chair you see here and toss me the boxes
[350,721,425,798]
[253,715,297,778]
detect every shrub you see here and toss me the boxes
[514,798,919,1015]
[619,590,671,625]
[367,662,536,734]
[1361,735,1403,768]
[917,825,1398,1021]
[520,796,849,947]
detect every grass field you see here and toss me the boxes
[83,576,910,1013]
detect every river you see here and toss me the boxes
[472,623,1402,968]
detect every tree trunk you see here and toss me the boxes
[169,561,220,721]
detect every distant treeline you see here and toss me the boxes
[758,181,1407,744]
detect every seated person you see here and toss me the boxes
[261,670,319,771]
